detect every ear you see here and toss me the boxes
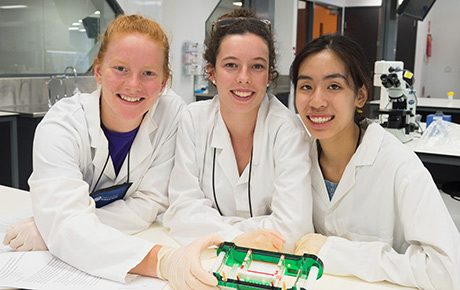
[267,66,273,85]
[160,78,167,93]
[94,57,102,85]
[356,85,368,108]
[206,63,216,85]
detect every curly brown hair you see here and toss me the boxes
[204,8,278,82]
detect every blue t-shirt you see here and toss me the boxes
[101,123,140,176]
[325,180,338,201]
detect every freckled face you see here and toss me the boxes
[208,33,271,117]
[295,50,366,141]
[94,33,166,132]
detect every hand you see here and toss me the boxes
[295,233,327,256]
[157,233,224,290]
[233,229,285,252]
[2,217,48,251]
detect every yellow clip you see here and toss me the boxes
[404,71,413,79]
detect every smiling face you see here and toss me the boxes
[94,33,166,132]
[207,33,271,118]
[295,49,367,142]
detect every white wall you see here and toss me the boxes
[162,0,219,103]
[118,0,218,104]
[274,0,297,76]
[414,0,460,99]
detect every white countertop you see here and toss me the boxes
[0,185,416,290]
[0,111,18,117]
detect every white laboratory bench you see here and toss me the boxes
[0,185,416,290]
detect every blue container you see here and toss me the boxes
[426,112,452,127]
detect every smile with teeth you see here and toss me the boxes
[309,116,333,124]
[118,94,142,103]
[232,90,253,98]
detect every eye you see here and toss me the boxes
[224,63,237,68]
[114,66,126,72]
[253,64,265,70]
[328,84,341,90]
[299,84,312,90]
[144,70,155,76]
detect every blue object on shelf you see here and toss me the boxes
[426,111,452,127]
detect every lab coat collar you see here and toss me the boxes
[82,86,159,182]
[212,98,239,185]
[310,122,384,207]
[116,103,159,182]
[251,95,270,166]
[83,87,113,178]
[353,122,383,167]
[210,94,269,186]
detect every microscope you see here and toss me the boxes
[374,61,417,143]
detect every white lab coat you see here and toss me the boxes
[311,122,460,289]
[163,95,314,252]
[29,87,185,283]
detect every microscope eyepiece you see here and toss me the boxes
[380,74,393,88]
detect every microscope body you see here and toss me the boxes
[374,61,417,143]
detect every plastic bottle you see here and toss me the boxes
[447,91,454,105]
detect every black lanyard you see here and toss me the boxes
[91,148,131,194]
[212,147,254,217]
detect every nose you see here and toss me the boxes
[310,87,327,109]
[126,73,141,89]
[236,66,251,84]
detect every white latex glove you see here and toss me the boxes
[295,233,327,256]
[157,233,224,290]
[2,217,48,251]
[233,229,285,252]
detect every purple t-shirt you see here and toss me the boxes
[101,123,140,176]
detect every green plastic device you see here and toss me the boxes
[210,242,324,290]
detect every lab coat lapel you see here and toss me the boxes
[213,112,239,186]
[251,96,269,167]
[82,88,116,181]
[310,138,358,208]
[330,159,357,206]
[310,141,332,206]
[328,123,383,207]
[115,103,159,183]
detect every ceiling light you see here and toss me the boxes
[232,2,242,7]
[0,5,27,9]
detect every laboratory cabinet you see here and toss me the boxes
[0,113,18,188]
[0,114,42,190]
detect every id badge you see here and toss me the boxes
[90,182,132,208]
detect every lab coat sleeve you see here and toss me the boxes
[219,120,314,252]
[163,109,245,244]
[30,118,155,283]
[317,163,460,290]
[94,101,182,235]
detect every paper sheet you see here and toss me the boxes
[0,211,167,290]
[0,251,166,290]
